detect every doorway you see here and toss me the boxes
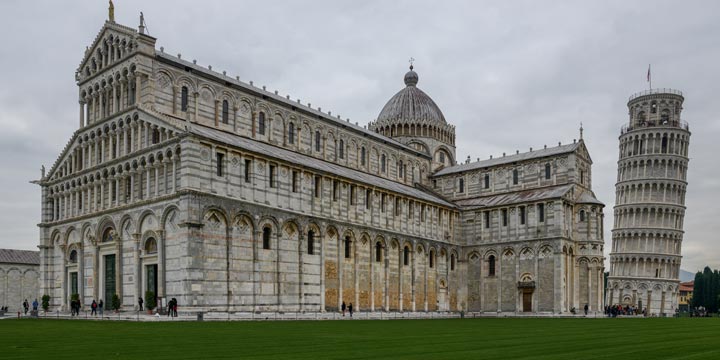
[146,264,158,297]
[522,290,532,312]
[104,254,116,304]
[70,272,78,297]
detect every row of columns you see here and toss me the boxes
[49,158,178,221]
[616,184,687,205]
[63,119,173,179]
[610,258,680,279]
[620,133,688,159]
[613,208,683,230]
[81,74,143,127]
[617,161,686,182]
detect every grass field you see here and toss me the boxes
[1,317,718,359]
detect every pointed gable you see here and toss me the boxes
[574,140,593,164]
[76,21,139,83]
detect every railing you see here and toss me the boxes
[628,88,683,102]
[621,120,689,134]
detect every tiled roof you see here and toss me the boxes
[454,184,573,209]
[0,249,40,266]
[679,281,694,292]
[433,142,581,177]
[577,191,605,205]
[155,52,430,159]
[188,124,456,208]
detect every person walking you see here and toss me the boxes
[348,303,353,318]
[138,297,144,311]
[91,300,98,316]
[341,301,346,317]
[23,299,29,315]
[32,299,39,312]
[173,298,178,317]
[98,299,104,317]
[584,304,589,316]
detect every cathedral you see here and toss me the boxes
[36,9,605,315]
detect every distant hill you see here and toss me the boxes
[680,269,695,282]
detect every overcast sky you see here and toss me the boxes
[0,0,717,272]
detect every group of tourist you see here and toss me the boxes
[21,299,38,315]
[605,304,647,317]
[69,298,82,316]
[167,298,178,317]
[90,299,104,316]
[341,301,354,318]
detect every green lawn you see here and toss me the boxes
[1,318,718,359]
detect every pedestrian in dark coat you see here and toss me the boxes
[91,300,97,316]
[23,299,29,315]
[341,301,346,316]
[138,297,144,311]
[348,303,353,318]
[99,299,104,316]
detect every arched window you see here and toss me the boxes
[258,112,266,135]
[513,169,519,185]
[222,100,229,124]
[315,131,321,152]
[344,237,352,259]
[403,246,410,266]
[180,86,188,112]
[429,250,434,268]
[338,139,344,159]
[661,135,668,153]
[637,111,646,122]
[375,242,382,262]
[145,238,157,254]
[288,123,295,144]
[152,129,160,144]
[545,164,551,180]
[361,147,366,166]
[439,152,445,163]
[381,154,386,173]
[398,160,403,178]
[651,101,657,114]
[661,109,670,123]
[69,250,78,264]
[488,255,495,276]
[484,174,490,189]
[450,253,456,271]
[262,227,271,250]
[129,81,136,105]
[458,178,465,193]
[307,230,314,255]
[579,210,585,222]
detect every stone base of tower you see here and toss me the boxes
[606,277,679,316]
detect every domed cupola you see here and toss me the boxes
[370,65,456,169]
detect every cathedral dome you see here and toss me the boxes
[375,66,447,129]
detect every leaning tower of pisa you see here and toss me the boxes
[606,89,691,315]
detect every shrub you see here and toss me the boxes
[41,295,51,312]
[145,291,156,310]
[111,293,121,311]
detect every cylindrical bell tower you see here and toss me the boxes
[606,88,691,315]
